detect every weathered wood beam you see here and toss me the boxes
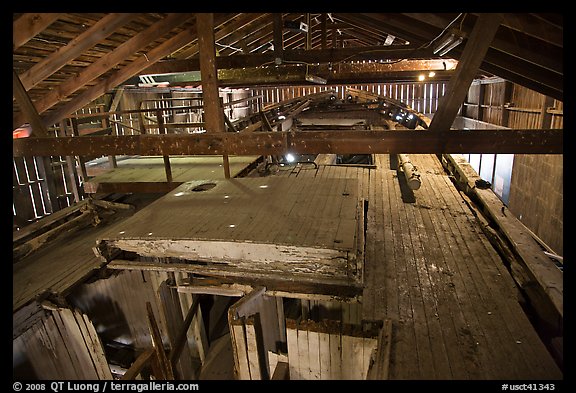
[197,13,230,179]
[13,13,193,129]
[121,348,155,380]
[197,13,225,134]
[146,302,174,380]
[13,13,61,50]
[17,13,134,92]
[12,70,49,136]
[142,45,438,74]
[273,13,284,60]
[499,13,563,47]
[169,295,200,367]
[409,13,563,76]
[428,13,503,133]
[157,61,454,88]
[175,13,251,59]
[13,129,562,157]
[478,58,563,102]
[41,23,200,128]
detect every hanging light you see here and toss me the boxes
[433,28,464,56]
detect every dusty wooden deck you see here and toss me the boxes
[84,155,261,193]
[276,154,561,379]
[96,176,365,295]
[13,153,562,379]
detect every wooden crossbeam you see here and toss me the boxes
[13,129,563,157]
[428,13,503,133]
[142,46,440,74]
[18,13,134,92]
[13,13,193,129]
[41,22,200,128]
[13,13,61,50]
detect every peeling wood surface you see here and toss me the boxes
[97,177,363,286]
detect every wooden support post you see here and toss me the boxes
[70,117,89,183]
[501,80,513,127]
[306,13,312,50]
[34,156,58,212]
[12,69,49,137]
[156,108,173,184]
[273,14,283,62]
[59,121,83,203]
[331,26,337,48]
[169,294,200,366]
[197,13,230,179]
[321,14,327,50]
[146,301,174,380]
[540,95,555,129]
[428,13,503,132]
[477,82,486,121]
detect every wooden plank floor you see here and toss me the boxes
[277,155,561,379]
[84,155,261,193]
[12,195,164,313]
[14,154,562,379]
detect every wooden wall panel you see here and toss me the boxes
[253,82,447,114]
[286,319,378,380]
[228,288,283,380]
[505,85,563,255]
[68,269,172,350]
[13,308,112,380]
[459,82,563,256]
[508,154,563,255]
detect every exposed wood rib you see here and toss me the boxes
[14,13,193,127]
[13,13,61,50]
[18,13,135,92]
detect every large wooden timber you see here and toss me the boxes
[83,155,261,193]
[13,129,563,157]
[97,177,365,297]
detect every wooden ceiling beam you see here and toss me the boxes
[41,23,201,128]
[498,13,562,48]
[142,45,438,75]
[478,61,563,101]
[402,13,562,76]
[17,13,135,91]
[13,13,194,129]
[12,70,49,136]
[216,14,275,56]
[13,129,562,157]
[13,13,61,50]
[336,13,431,46]
[175,13,258,59]
[429,13,503,133]
[211,62,454,87]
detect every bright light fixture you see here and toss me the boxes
[286,153,296,163]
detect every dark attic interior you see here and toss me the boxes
[12,13,563,381]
